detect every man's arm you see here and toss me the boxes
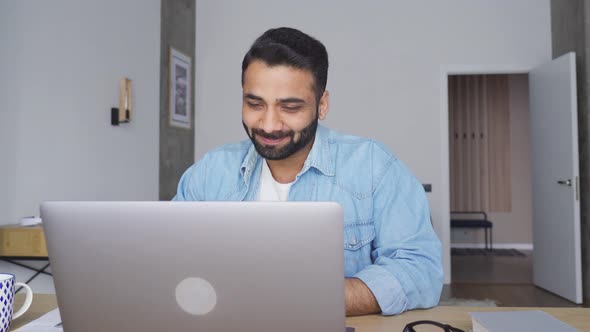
[172,155,209,201]
[352,149,444,316]
[345,278,381,316]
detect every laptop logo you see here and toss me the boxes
[175,277,217,315]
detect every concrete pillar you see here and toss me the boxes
[159,0,196,200]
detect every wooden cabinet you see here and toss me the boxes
[0,226,48,257]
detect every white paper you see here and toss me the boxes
[20,216,42,227]
[15,326,62,332]
[15,308,62,331]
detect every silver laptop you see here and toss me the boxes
[41,201,345,332]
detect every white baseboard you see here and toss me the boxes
[451,243,533,250]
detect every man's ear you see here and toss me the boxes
[318,91,330,120]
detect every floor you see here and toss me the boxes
[0,259,55,294]
[440,250,586,307]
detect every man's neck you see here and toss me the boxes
[266,139,314,184]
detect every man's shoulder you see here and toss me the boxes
[323,127,411,190]
[325,128,398,163]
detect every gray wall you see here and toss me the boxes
[0,0,160,225]
[159,0,196,200]
[194,0,552,284]
[551,0,590,303]
[0,0,161,292]
[0,4,19,224]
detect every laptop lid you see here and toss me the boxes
[41,201,345,332]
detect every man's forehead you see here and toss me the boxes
[243,65,315,100]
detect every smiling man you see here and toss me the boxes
[174,27,443,316]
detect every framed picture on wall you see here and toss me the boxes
[169,47,192,129]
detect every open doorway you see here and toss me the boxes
[448,73,534,285]
[441,54,583,305]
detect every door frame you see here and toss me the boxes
[439,65,531,284]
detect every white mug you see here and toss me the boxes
[0,273,33,332]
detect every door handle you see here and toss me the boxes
[557,179,572,186]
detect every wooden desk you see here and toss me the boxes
[11,294,58,331]
[347,306,590,331]
[11,294,590,331]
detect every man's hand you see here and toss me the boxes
[344,278,381,316]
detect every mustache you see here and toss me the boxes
[251,128,294,140]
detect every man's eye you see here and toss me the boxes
[283,105,302,112]
[248,103,263,110]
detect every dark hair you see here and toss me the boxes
[241,27,329,101]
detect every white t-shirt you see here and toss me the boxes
[257,160,293,201]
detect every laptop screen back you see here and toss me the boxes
[41,201,345,332]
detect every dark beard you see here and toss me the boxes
[243,116,318,160]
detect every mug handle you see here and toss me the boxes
[12,283,33,319]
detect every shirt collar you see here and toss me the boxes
[303,124,335,176]
[240,143,260,184]
[240,124,335,183]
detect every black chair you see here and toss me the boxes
[450,211,493,250]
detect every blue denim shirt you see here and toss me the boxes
[173,125,443,315]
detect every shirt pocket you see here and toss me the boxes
[343,220,376,250]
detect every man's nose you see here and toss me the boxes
[260,108,282,133]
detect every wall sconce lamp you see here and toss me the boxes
[111,78,132,125]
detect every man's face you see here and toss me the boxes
[242,60,328,161]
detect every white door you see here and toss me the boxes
[529,52,582,304]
